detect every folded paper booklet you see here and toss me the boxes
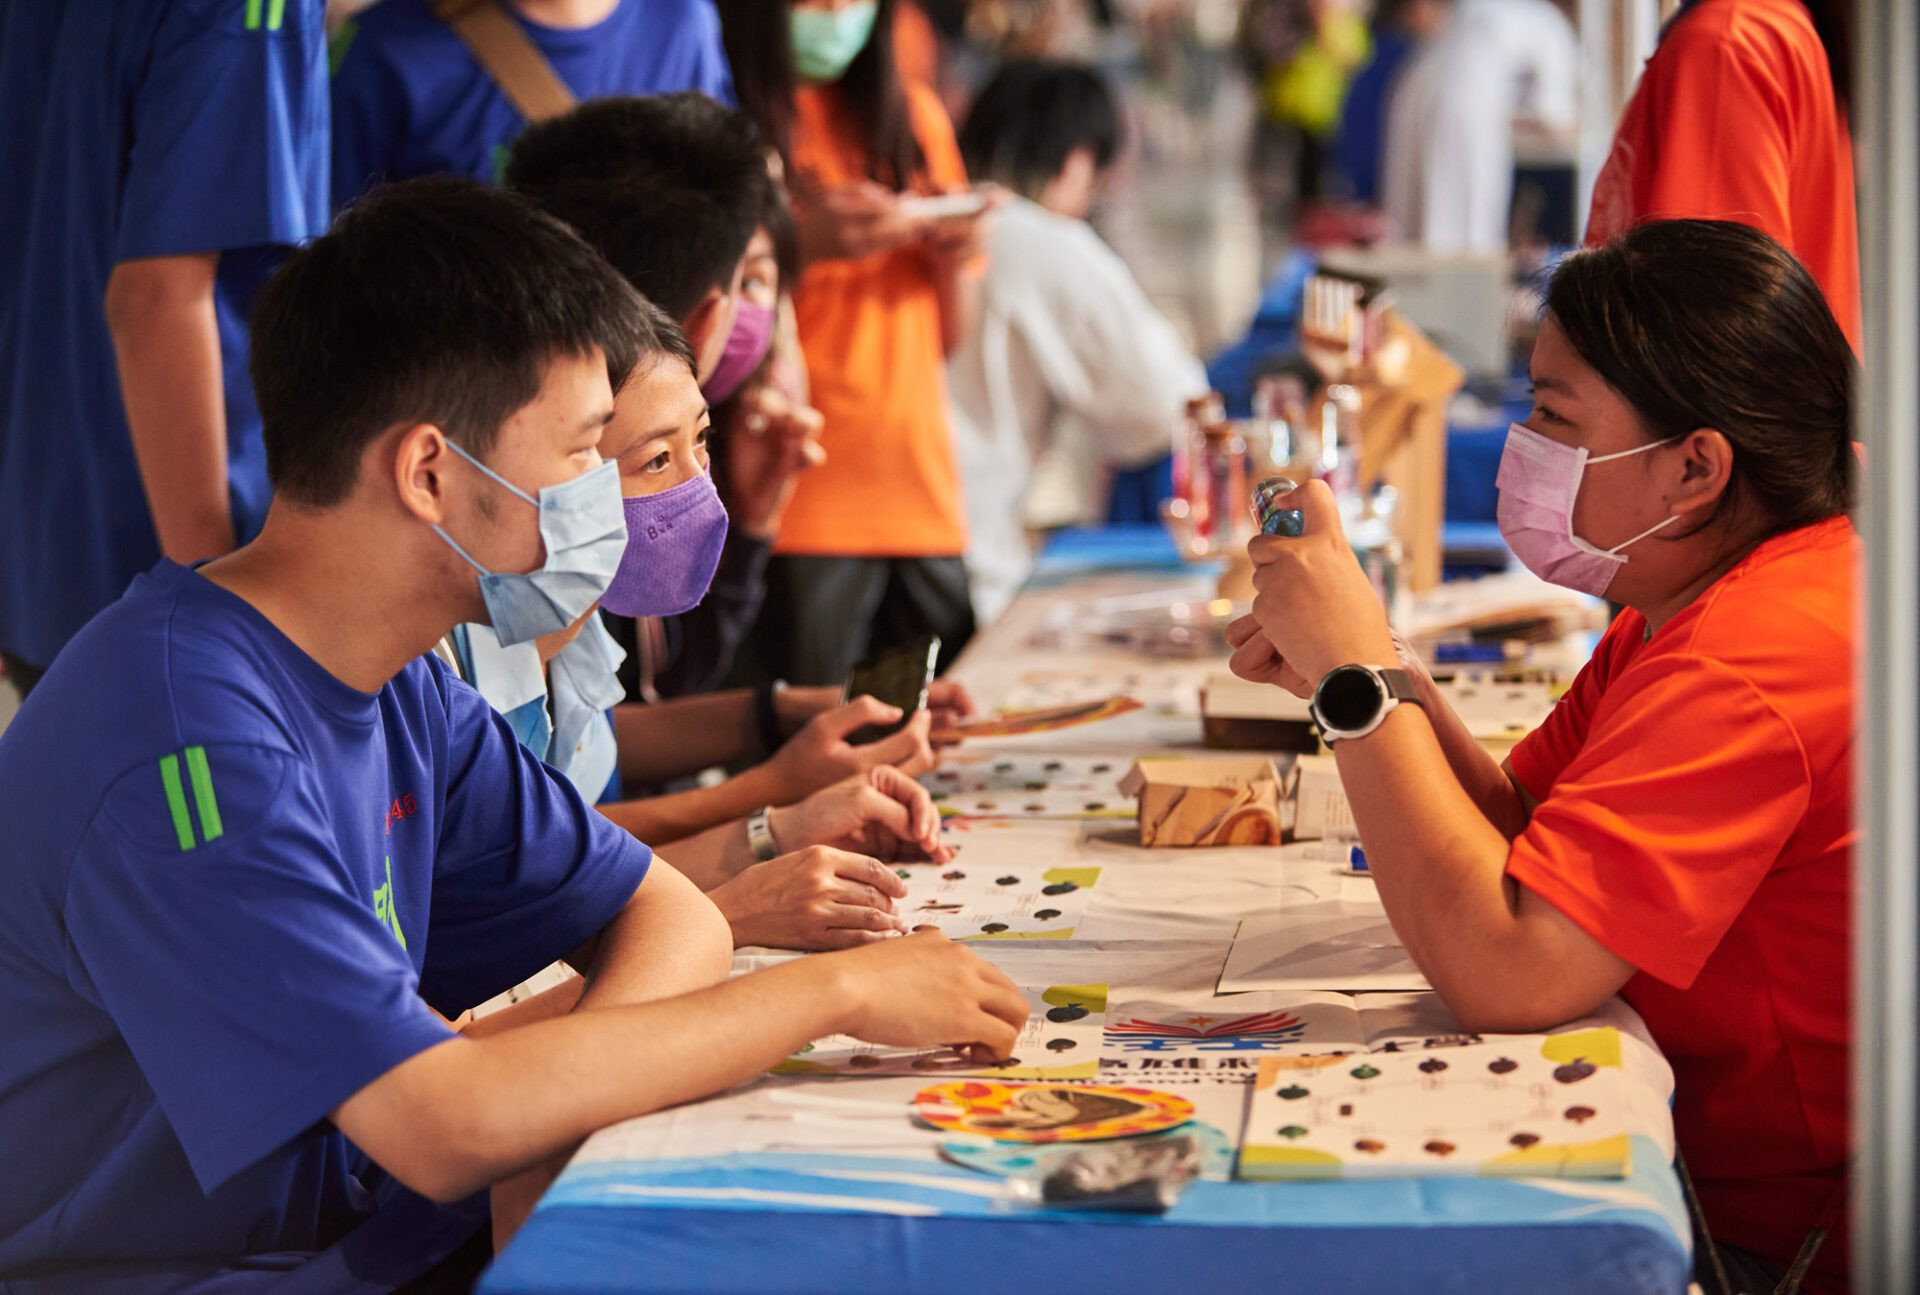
[778,984,1106,1081]
[1238,1029,1632,1180]
[1119,756,1285,847]
[1082,991,1476,1179]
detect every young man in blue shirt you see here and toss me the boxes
[0,0,329,693]
[0,177,1025,1291]
[329,0,733,207]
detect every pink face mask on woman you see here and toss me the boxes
[1494,422,1680,598]
[701,300,776,406]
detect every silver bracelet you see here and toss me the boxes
[746,806,780,862]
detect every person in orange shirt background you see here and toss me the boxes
[1585,0,1860,353]
[1228,220,1857,1292]
[718,0,995,685]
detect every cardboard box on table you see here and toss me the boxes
[1119,757,1285,847]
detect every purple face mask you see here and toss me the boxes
[701,300,775,406]
[599,472,730,617]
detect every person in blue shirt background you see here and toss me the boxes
[0,177,1026,1291]
[0,0,329,694]
[329,0,734,208]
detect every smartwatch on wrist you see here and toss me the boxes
[746,806,781,862]
[1310,665,1421,743]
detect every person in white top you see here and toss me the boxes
[1380,0,1579,254]
[948,59,1209,625]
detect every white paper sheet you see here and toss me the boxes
[1219,901,1432,992]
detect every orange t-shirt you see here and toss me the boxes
[1506,515,1856,1289]
[776,83,969,557]
[1585,0,1860,354]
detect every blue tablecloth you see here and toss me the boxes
[483,1135,1689,1294]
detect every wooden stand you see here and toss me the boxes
[1302,314,1465,592]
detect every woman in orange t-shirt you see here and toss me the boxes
[718,0,993,684]
[1231,220,1856,1292]
[1586,0,1859,353]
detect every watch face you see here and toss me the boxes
[1317,666,1386,733]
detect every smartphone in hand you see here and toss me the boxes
[843,635,942,745]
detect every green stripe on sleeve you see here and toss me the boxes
[184,746,224,844]
[244,0,263,30]
[266,0,286,31]
[159,755,196,852]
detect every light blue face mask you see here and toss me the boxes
[433,440,628,647]
[790,1,878,83]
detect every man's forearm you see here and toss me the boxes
[572,858,733,1011]
[613,690,761,784]
[487,864,731,1243]
[346,954,851,1202]
[105,254,236,562]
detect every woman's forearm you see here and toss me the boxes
[1330,706,1526,995]
[612,691,761,784]
[1330,705,1626,1029]
[597,764,778,848]
[1403,665,1532,839]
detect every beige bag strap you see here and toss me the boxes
[430,0,577,125]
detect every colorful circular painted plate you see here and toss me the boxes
[913,1081,1195,1144]
[941,1121,1233,1178]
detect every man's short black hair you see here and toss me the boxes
[251,176,672,507]
[505,92,768,321]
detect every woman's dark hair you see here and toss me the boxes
[958,59,1122,200]
[717,0,924,189]
[1545,218,1856,537]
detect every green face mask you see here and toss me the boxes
[790,2,878,84]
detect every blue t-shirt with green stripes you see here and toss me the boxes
[0,0,330,670]
[0,560,652,1290]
